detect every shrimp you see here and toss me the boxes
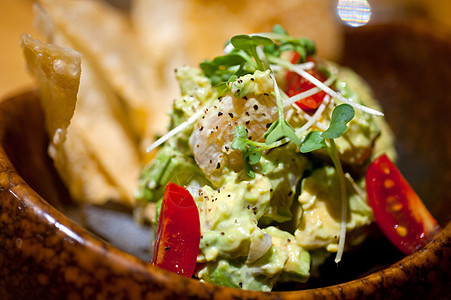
[190,93,278,186]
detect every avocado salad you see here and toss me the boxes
[135,25,397,291]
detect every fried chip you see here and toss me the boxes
[36,0,166,147]
[20,33,80,144]
[23,2,145,206]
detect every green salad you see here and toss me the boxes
[135,25,397,291]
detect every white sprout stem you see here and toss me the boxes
[328,139,347,264]
[335,183,347,264]
[146,107,206,153]
[270,74,285,120]
[292,66,384,117]
[279,89,328,131]
[283,75,336,108]
[345,173,366,200]
[301,111,328,131]
[270,61,315,73]
[295,95,330,135]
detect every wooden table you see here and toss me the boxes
[0,0,41,100]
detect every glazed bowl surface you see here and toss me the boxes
[0,21,450,299]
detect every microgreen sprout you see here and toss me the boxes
[231,74,301,177]
[230,35,274,71]
[300,103,355,263]
[264,75,300,145]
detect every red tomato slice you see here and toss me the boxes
[366,154,439,254]
[152,182,201,277]
[285,55,327,113]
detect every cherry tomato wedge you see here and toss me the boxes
[285,53,327,113]
[366,154,439,254]
[152,182,201,277]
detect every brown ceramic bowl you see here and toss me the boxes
[0,21,450,299]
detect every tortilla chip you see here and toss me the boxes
[55,123,123,204]
[24,2,144,206]
[20,33,80,143]
[36,0,165,146]
[69,57,141,206]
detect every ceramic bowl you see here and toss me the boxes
[0,21,450,299]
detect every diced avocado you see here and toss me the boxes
[257,143,311,224]
[294,166,373,252]
[198,244,286,291]
[196,173,272,261]
[169,66,214,129]
[197,258,275,291]
[329,77,381,165]
[136,143,210,204]
[229,70,274,98]
[336,67,397,162]
[198,226,311,291]
[263,226,311,283]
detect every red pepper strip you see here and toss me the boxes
[152,182,200,277]
[366,154,439,254]
[285,55,327,113]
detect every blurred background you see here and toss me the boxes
[1,0,450,100]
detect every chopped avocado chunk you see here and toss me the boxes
[197,258,275,291]
[196,173,272,261]
[169,66,214,129]
[294,166,373,252]
[197,226,311,291]
[258,143,311,224]
[229,70,273,98]
[263,226,310,283]
[136,143,210,204]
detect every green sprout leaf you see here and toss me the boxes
[231,34,273,71]
[299,37,316,56]
[272,24,288,35]
[322,104,355,139]
[231,124,262,178]
[300,104,355,153]
[248,151,262,165]
[231,35,274,50]
[200,54,248,87]
[264,119,300,145]
[300,131,326,153]
[231,124,249,151]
